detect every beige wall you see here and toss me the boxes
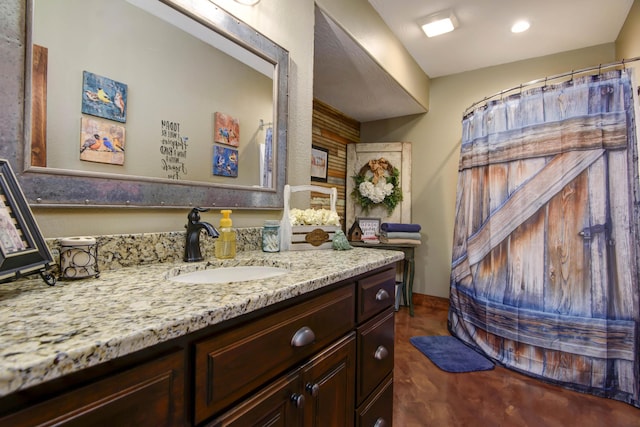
[616,0,640,60]
[361,43,617,298]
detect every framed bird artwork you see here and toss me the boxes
[213,146,238,177]
[80,117,126,165]
[81,71,128,123]
[213,112,240,147]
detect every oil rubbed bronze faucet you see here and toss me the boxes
[184,207,219,262]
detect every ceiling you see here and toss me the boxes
[314,9,427,123]
[313,0,634,123]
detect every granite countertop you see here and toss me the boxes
[0,248,403,397]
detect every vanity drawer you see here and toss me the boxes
[357,266,396,323]
[356,307,395,404]
[356,373,393,427]
[194,284,355,424]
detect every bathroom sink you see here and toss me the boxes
[168,265,289,284]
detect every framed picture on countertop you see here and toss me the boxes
[0,159,55,284]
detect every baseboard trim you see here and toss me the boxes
[413,293,449,311]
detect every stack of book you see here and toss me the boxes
[379,223,421,245]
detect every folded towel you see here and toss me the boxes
[380,223,421,233]
[379,231,421,240]
[379,237,421,245]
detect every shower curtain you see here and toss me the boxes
[449,68,640,407]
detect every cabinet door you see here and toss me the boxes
[301,333,356,427]
[0,350,185,427]
[205,370,302,427]
[357,308,394,404]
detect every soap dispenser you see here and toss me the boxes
[215,209,236,259]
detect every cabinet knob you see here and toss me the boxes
[375,289,390,301]
[305,382,320,397]
[291,393,305,408]
[291,326,316,347]
[374,345,389,360]
[373,417,387,427]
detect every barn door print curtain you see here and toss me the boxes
[449,69,640,407]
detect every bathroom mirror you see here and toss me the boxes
[20,0,288,209]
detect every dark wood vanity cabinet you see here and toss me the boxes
[0,264,396,427]
[205,266,396,427]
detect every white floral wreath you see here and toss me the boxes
[352,158,402,214]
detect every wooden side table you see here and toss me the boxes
[350,242,416,316]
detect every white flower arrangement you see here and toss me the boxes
[358,180,394,204]
[289,208,341,227]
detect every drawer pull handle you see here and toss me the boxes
[374,417,387,427]
[375,289,390,301]
[374,345,389,360]
[291,326,315,347]
[291,393,305,408]
[306,382,320,397]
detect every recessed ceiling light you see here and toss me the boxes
[511,20,530,33]
[234,0,260,5]
[419,10,459,38]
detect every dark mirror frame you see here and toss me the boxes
[18,0,289,209]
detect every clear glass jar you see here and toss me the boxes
[262,220,281,252]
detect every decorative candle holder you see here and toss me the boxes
[59,237,99,279]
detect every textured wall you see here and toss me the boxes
[310,99,360,226]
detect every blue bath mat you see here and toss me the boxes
[410,335,495,373]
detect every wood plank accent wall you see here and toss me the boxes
[311,99,360,229]
[31,44,48,167]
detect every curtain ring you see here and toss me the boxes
[598,64,602,75]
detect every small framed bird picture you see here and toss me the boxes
[81,71,128,123]
[213,146,238,177]
[80,117,126,165]
[214,112,240,147]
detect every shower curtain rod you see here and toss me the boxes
[463,55,640,116]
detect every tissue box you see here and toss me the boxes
[289,225,338,251]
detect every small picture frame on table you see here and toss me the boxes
[311,145,328,182]
[357,217,381,243]
[0,159,55,285]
